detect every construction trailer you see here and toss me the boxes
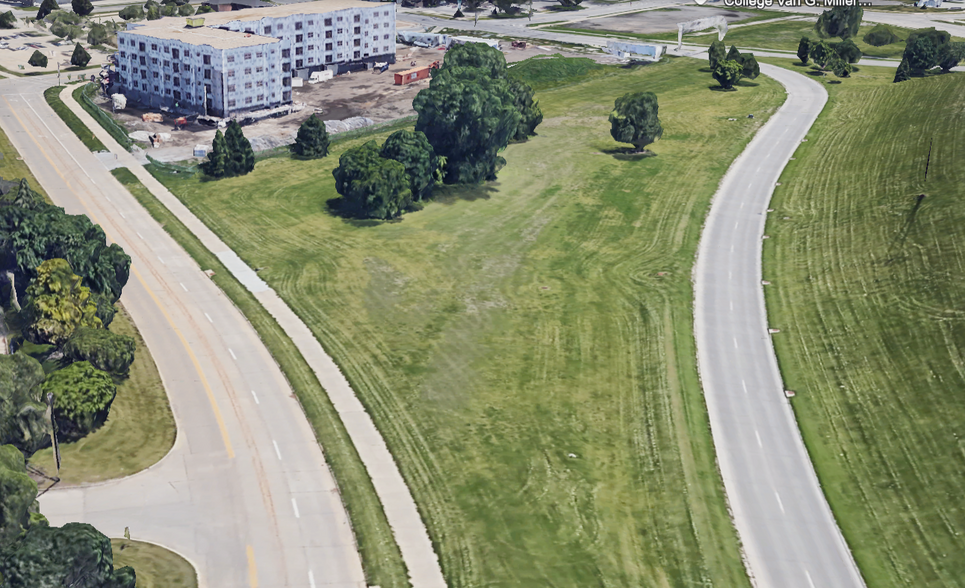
[604,40,665,61]
[394,65,430,85]
[396,31,450,48]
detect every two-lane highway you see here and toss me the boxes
[694,64,865,588]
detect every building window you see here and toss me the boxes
[228,99,236,107]
[384,10,389,15]
[139,42,145,51]
[308,19,313,25]
[295,34,303,43]
[282,63,290,72]
[307,32,314,38]
[163,60,170,67]
[324,18,331,26]
[295,21,302,30]
[383,34,389,40]
[187,93,192,100]
[364,42,368,49]
[139,56,146,65]
[308,45,314,51]
[120,64,127,71]
[257,94,264,101]
[337,16,342,21]
[120,51,126,58]
[228,70,235,77]
[337,28,342,34]
[173,78,180,86]
[256,66,263,73]
[353,50,360,59]
[227,84,235,92]
[353,26,360,34]
[151,57,158,64]
[203,55,211,65]
[205,84,212,93]
[277,23,284,30]
[325,42,332,51]
[173,90,181,100]
[244,67,251,74]
[295,47,303,55]
[227,55,235,63]
[256,52,263,58]
[244,53,251,60]
[245,29,254,35]
[325,54,332,63]
[185,50,190,57]
[295,59,303,68]
[153,71,159,78]
[172,48,179,58]
[264,25,271,34]
[307,57,314,64]
[325,30,332,39]
[133,67,139,74]
[154,85,159,92]
[244,81,252,89]
[173,63,180,72]
[151,43,157,51]
[164,47,169,53]
[256,80,264,86]
[337,53,342,59]
[383,45,389,52]
[354,14,360,22]
[165,88,171,95]
[354,39,360,47]
[373,23,379,29]
[282,49,290,58]
[164,74,171,81]
[204,69,211,79]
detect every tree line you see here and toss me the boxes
[0,181,137,585]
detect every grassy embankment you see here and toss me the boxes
[146,56,784,587]
[44,85,107,151]
[762,60,965,587]
[111,539,198,588]
[0,118,174,485]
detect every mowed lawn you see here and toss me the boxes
[764,68,965,587]
[155,58,783,587]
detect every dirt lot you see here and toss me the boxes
[564,6,757,35]
[106,41,616,162]
[0,24,111,76]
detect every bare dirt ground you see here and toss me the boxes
[564,6,756,34]
[0,23,111,76]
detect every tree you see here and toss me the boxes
[291,114,330,159]
[26,50,47,68]
[442,40,508,78]
[609,91,663,153]
[810,40,834,70]
[414,73,519,184]
[178,3,194,16]
[71,0,93,16]
[726,44,741,62]
[0,11,17,29]
[160,3,177,16]
[0,444,46,546]
[508,77,542,140]
[737,53,760,80]
[380,130,439,202]
[708,39,726,69]
[13,179,44,211]
[894,58,912,83]
[62,327,136,378]
[815,5,863,40]
[833,38,861,64]
[201,130,228,178]
[712,59,743,90]
[332,141,411,220]
[196,4,213,14]
[70,43,91,68]
[224,121,254,176]
[828,54,852,78]
[87,22,111,46]
[145,2,161,20]
[493,0,523,13]
[42,361,116,441]
[938,41,965,72]
[0,354,49,457]
[22,259,102,347]
[863,24,899,47]
[118,4,144,20]
[36,0,57,20]
[0,522,135,588]
[557,0,582,8]
[903,34,940,73]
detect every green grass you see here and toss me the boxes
[74,83,133,150]
[111,539,197,588]
[762,63,965,587]
[28,304,176,485]
[44,85,107,152]
[109,167,410,588]
[507,54,608,90]
[148,58,785,587]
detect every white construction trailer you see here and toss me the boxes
[604,40,665,62]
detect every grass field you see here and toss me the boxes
[0,120,175,486]
[149,57,785,587]
[763,63,965,587]
[44,85,107,152]
[110,167,410,588]
[111,539,197,588]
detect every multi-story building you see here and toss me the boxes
[114,0,396,117]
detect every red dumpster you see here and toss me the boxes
[394,66,431,85]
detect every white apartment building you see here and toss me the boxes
[114,0,396,117]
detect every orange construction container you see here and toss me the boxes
[394,66,431,85]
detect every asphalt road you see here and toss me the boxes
[0,75,366,588]
[693,63,865,588]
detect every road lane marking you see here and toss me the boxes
[247,545,258,588]
[730,300,733,311]
[291,498,300,518]
[728,270,732,281]
[204,312,213,323]
[734,221,739,230]
[251,389,260,404]
[157,255,164,264]
[229,348,237,360]
[19,93,96,185]
[2,96,237,460]
[137,232,144,240]
[180,282,188,292]
[805,569,816,588]
[775,491,785,514]
[742,379,747,394]
[755,430,762,448]
[733,337,739,349]
[309,570,316,588]
[730,244,734,252]
[272,440,282,460]
[119,211,125,219]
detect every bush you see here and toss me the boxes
[71,0,93,16]
[27,50,47,68]
[0,11,17,29]
[863,24,899,47]
[62,326,136,378]
[87,22,112,46]
[196,4,213,13]
[70,42,90,67]
[332,140,411,220]
[833,38,862,64]
[160,3,177,16]
[178,3,194,16]
[712,59,742,89]
[118,4,144,20]
[42,361,116,441]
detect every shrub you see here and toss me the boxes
[70,42,90,67]
[27,50,47,67]
[863,24,899,47]
[62,326,136,378]
[0,11,17,29]
[42,361,116,441]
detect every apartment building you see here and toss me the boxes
[114,0,396,117]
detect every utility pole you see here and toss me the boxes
[46,392,61,472]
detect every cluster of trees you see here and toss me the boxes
[0,11,17,29]
[814,5,863,40]
[201,121,255,178]
[708,42,759,90]
[0,179,134,455]
[894,28,965,82]
[27,43,90,68]
[0,445,136,587]
[609,92,662,153]
[327,43,542,220]
[119,0,200,21]
[797,37,858,78]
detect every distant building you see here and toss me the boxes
[114,0,397,117]
[201,0,273,13]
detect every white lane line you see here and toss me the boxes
[730,244,734,252]
[309,570,316,588]
[204,312,213,323]
[180,282,188,292]
[272,440,283,461]
[291,498,300,519]
[739,201,744,209]
[775,491,785,514]
[805,569,816,588]
[229,348,237,360]
[119,211,126,219]
[136,232,144,240]
[730,300,734,311]
[105,196,111,202]
[755,430,762,448]
[742,379,748,394]
[733,337,739,349]
[728,270,732,281]
[251,389,260,404]
[157,256,165,264]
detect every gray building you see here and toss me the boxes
[115,0,396,117]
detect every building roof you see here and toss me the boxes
[122,21,279,49]
[199,0,394,25]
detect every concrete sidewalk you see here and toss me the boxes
[59,85,446,588]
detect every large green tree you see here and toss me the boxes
[26,51,47,68]
[894,58,912,83]
[0,444,46,547]
[725,44,741,62]
[737,53,760,80]
[224,121,255,177]
[609,91,663,153]
[380,130,439,202]
[87,23,112,46]
[797,37,811,64]
[0,522,135,588]
[71,0,93,16]
[332,141,410,220]
[36,0,57,20]
[508,78,542,141]
[810,40,834,70]
[201,130,228,178]
[70,43,91,68]
[62,327,136,378]
[23,259,102,346]
[712,59,742,90]
[815,5,863,40]
[291,114,330,159]
[903,28,949,73]
[708,40,725,70]
[0,11,17,29]
[42,361,116,441]
[938,41,965,72]
[833,38,862,64]
[118,4,144,20]
[0,354,49,457]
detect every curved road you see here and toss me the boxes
[694,64,864,588]
[0,75,366,588]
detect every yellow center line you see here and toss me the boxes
[247,544,258,588]
[1,94,235,458]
